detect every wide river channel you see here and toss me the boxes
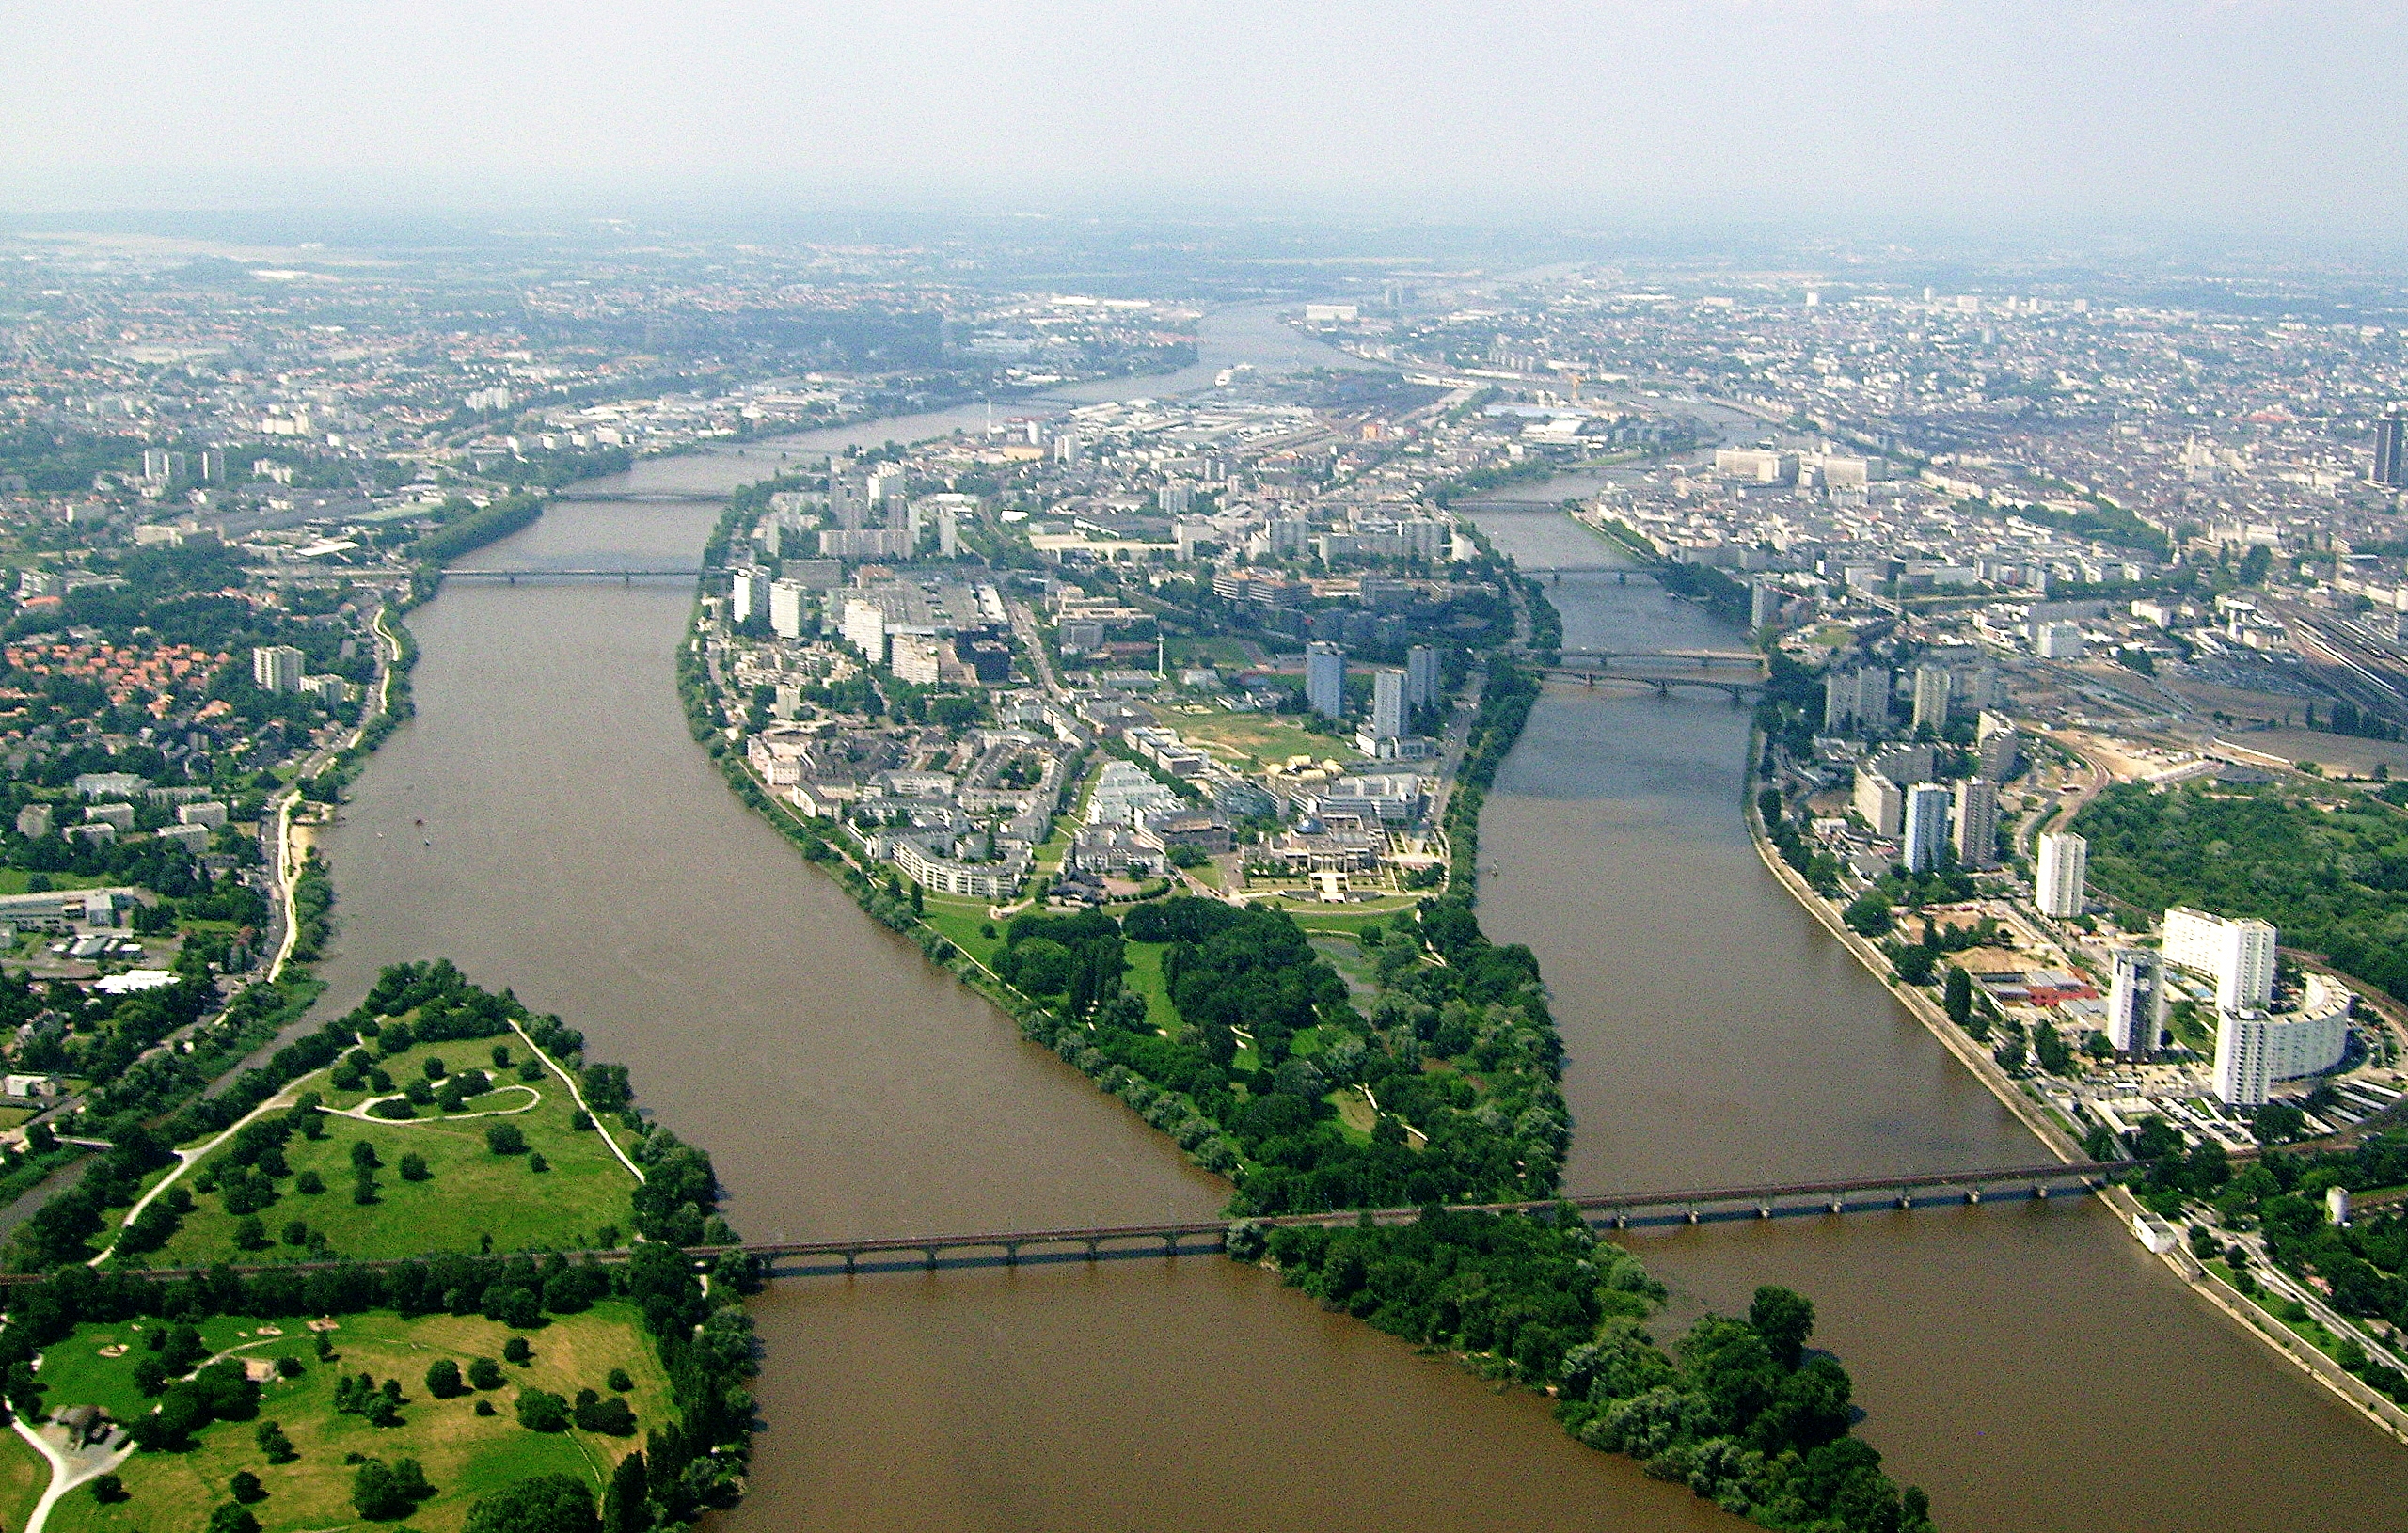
[301,309,2408,1530]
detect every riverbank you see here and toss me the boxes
[1738,738,2408,1446]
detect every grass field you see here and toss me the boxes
[1120,942,1182,1034]
[0,869,109,896]
[134,1037,639,1267]
[1171,711,1356,773]
[0,1425,42,1532]
[44,1303,666,1533]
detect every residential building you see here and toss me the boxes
[1853,769,1904,838]
[2212,1008,2273,1107]
[2106,949,2166,1055]
[769,579,809,641]
[251,645,305,695]
[1750,580,1781,630]
[731,567,769,623]
[1911,666,1951,733]
[891,634,946,686]
[1853,666,1892,730]
[2377,412,2408,489]
[2162,907,2277,1011]
[1371,669,1406,740]
[1902,783,1950,872]
[1951,779,1999,869]
[2035,830,2087,917]
[2036,622,2085,659]
[1405,644,1439,708]
[1306,641,1345,719]
[1976,712,2020,782]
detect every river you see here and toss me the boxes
[297,310,2408,1530]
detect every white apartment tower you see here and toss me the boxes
[2162,907,2277,1011]
[251,645,305,695]
[2035,831,2087,917]
[1305,641,1345,719]
[1370,669,1406,741]
[1952,780,2000,870]
[2213,1010,2275,1107]
[2106,948,2166,1056]
[731,568,769,624]
[1903,783,1951,872]
[1405,644,1439,709]
[768,579,808,642]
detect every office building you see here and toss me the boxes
[2162,907,2277,1011]
[1305,642,1345,719]
[2035,830,2087,917]
[1952,780,1999,869]
[1405,644,1439,709]
[1911,666,1951,733]
[1370,670,1406,741]
[1902,783,1950,872]
[2106,949,2166,1055]
[251,645,305,695]
[2377,412,2408,490]
[768,579,808,641]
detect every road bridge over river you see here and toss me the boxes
[440,567,706,584]
[5,1161,2130,1288]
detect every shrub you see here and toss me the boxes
[88,1475,126,1505]
[207,1503,260,1533]
[351,1457,434,1521]
[425,1359,464,1399]
[467,1356,504,1390]
[230,1469,265,1504]
[275,1355,304,1380]
[515,1388,571,1432]
[474,1399,496,1416]
[294,1170,325,1194]
[464,1475,597,1533]
[281,1219,310,1247]
[528,1152,549,1173]
[486,1122,528,1155]
[502,1336,532,1365]
[254,1420,297,1463]
[606,1367,633,1393]
[350,1142,382,1170]
[573,1389,636,1435]
[232,1216,269,1251]
[398,1153,431,1182]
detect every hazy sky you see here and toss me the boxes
[8,1,2404,238]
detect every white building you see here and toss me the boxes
[251,645,305,695]
[1370,670,1406,741]
[731,568,769,624]
[2106,948,2166,1055]
[1902,783,1950,872]
[2036,622,2086,659]
[1306,641,1345,719]
[769,579,809,641]
[838,596,886,658]
[1952,779,1999,869]
[1405,644,1439,708]
[2162,906,2276,1011]
[1853,770,1904,838]
[890,634,945,687]
[2035,830,2087,917]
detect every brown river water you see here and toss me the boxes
[294,315,2408,1530]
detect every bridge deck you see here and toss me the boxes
[0,1162,2126,1287]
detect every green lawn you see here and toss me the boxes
[0,868,109,896]
[132,1038,638,1267]
[1120,942,1182,1034]
[1173,711,1355,773]
[0,1424,41,1533]
[921,898,1006,970]
[1274,902,1421,931]
[45,1304,666,1533]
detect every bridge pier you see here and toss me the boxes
[1163,1233,1180,1256]
[2035,1184,2051,1200]
[1654,681,1671,698]
[1684,1207,1699,1225]
[1004,1241,1020,1266]
[923,1246,939,1270]
[1755,1203,1771,1219]
[842,1251,857,1275]
[1896,1192,1913,1209]
[1965,1188,1981,1205]
[1828,1197,1844,1214]
[1085,1237,1101,1260]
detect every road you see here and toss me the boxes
[2016,728,2112,860]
